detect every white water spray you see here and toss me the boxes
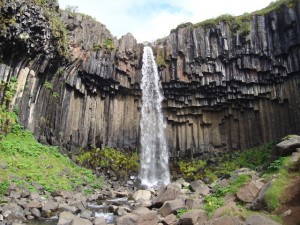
[139,46,170,187]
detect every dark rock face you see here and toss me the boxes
[1,1,300,158]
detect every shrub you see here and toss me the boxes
[76,147,140,179]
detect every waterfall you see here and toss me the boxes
[139,46,170,187]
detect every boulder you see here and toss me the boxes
[2,203,25,222]
[186,197,203,209]
[202,215,242,225]
[94,217,107,225]
[133,190,152,201]
[80,209,93,219]
[133,207,159,225]
[58,204,78,214]
[71,217,93,225]
[276,135,300,156]
[152,183,183,207]
[159,199,186,217]
[190,180,210,196]
[30,208,41,218]
[27,200,41,208]
[162,214,178,225]
[178,209,207,225]
[116,213,138,225]
[212,202,239,219]
[42,200,59,211]
[57,211,75,225]
[236,179,265,203]
[245,214,281,225]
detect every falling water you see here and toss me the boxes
[139,46,170,187]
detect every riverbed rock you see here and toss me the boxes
[2,203,25,223]
[94,217,107,225]
[30,208,41,219]
[178,209,207,225]
[57,211,76,225]
[71,217,93,225]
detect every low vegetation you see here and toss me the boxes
[76,146,140,180]
[179,142,276,182]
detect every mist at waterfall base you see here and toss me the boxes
[139,46,170,187]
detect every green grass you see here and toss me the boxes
[0,126,102,194]
[264,156,293,211]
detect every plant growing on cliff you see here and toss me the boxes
[102,38,114,50]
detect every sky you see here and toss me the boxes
[58,0,275,43]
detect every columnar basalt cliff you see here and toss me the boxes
[1,0,300,158]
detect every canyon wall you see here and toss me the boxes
[1,0,300,158]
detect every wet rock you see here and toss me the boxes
[178,209,207,225]
[245,214,281,225]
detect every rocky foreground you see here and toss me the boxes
[1,144,299,225]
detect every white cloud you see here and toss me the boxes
[58,0,274,42]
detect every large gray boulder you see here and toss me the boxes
[178,209,207,225]
[236,179,265,203]
[133,207,159,225]
[276,135,300,156]
[158,199,186,217]
[190,180,210,196]
[152,183,183,207]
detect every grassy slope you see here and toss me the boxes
[0,126,101,195]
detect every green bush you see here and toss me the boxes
[203,195,224,216]
[76,147,140,179]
